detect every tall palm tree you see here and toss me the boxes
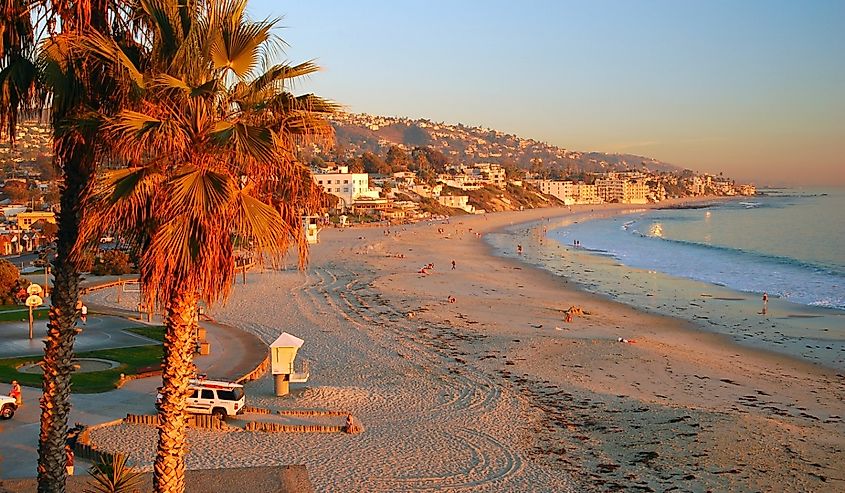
[75,1,335,491]
[0,2,137,492]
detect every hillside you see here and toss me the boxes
[330,113,683,178]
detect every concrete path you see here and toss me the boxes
[0,303,268,479]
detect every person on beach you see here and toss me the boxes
[451,260,456,270]
[9,380,21,406]
[762,292,768,304]
[80,303,88,325]
[65,444,74,476]
[517,244,523,255]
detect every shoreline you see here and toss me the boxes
[485,204,845,372]
[83,200,844,492]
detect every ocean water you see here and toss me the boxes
[553,189,845,311]
[486,189,845,369]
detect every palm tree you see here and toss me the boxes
[74,2,336,491]
[0,2,135,491]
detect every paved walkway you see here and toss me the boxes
[0,301,268,479]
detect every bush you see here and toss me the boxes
[0,260,31,305]
[92,250,134,276]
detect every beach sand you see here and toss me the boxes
[88,203,845,492]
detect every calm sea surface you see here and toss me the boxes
[486,188,845,369]
[552,189,845,311]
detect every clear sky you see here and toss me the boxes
[247,0,844,186]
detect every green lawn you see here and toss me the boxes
[125,325,166,343]
[0,343,163,394]
[0,306,49,322]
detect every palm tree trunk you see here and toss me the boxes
[37,151,89,493]
[153,291,198,493]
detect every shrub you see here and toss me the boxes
[0,260,31,305]
[92,250,134,276]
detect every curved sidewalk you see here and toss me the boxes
[0,300,269,479]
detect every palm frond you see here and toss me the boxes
[168,165,235,216]
[250,60,321,93]
[78,30,145,89]
[209,16,272,78]
[232,188,288,252]
[0,55,43,140]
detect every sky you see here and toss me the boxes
[247,0,845,187]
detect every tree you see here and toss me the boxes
[75,2,335,491]
[0,259,21,301]
[359,151,387,174]
[91,250,133,276]
[412,146,449,173]
[39,221,58,243]
[2,180,30,201]
[385,145,409,171]
[1,2,131,491]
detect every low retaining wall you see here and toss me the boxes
[241,407,361,434]
[244,422,343,433]
[236,354,270,384]
[245,406,350,418]
[115,368,162,389]
[123,413,230,431]
[73,419,124,465]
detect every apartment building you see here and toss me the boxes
[312,165,378,208]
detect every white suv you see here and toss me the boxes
[1,395,17,419]
[156,379,245,419]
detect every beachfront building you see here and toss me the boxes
[595,177,648,204]
[526,179,603,205]
[738,184,756,196]
[392,171,417,188]
[312,165,379,210]
[437,194,476,213]
[471,163,507,188]
[438,172,485,191]
[531,180,576,205]
[410,183,443,198]
[572,183,601,204]
[351,197,390,216]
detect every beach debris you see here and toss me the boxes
[564,305,584,322]
[617,337,636,344]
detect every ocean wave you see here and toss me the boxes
[623,229,845,278]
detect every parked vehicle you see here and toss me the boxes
[0,395,17,419]
[156,379,245,419]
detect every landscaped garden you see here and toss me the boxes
[0,326,165,393]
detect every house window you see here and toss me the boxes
[344,180,349,184]
[318,180,323,184]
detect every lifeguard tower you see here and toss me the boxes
[303,215,321,244]
[270,332,309,396]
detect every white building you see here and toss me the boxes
[437,194,476,214]
[531,180,576,205]
[312,165,378,209]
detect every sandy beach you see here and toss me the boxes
[86,203,845,492]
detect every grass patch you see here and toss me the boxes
[124,325,166,343]
[0,344,162,394]
[0,307,49,322]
